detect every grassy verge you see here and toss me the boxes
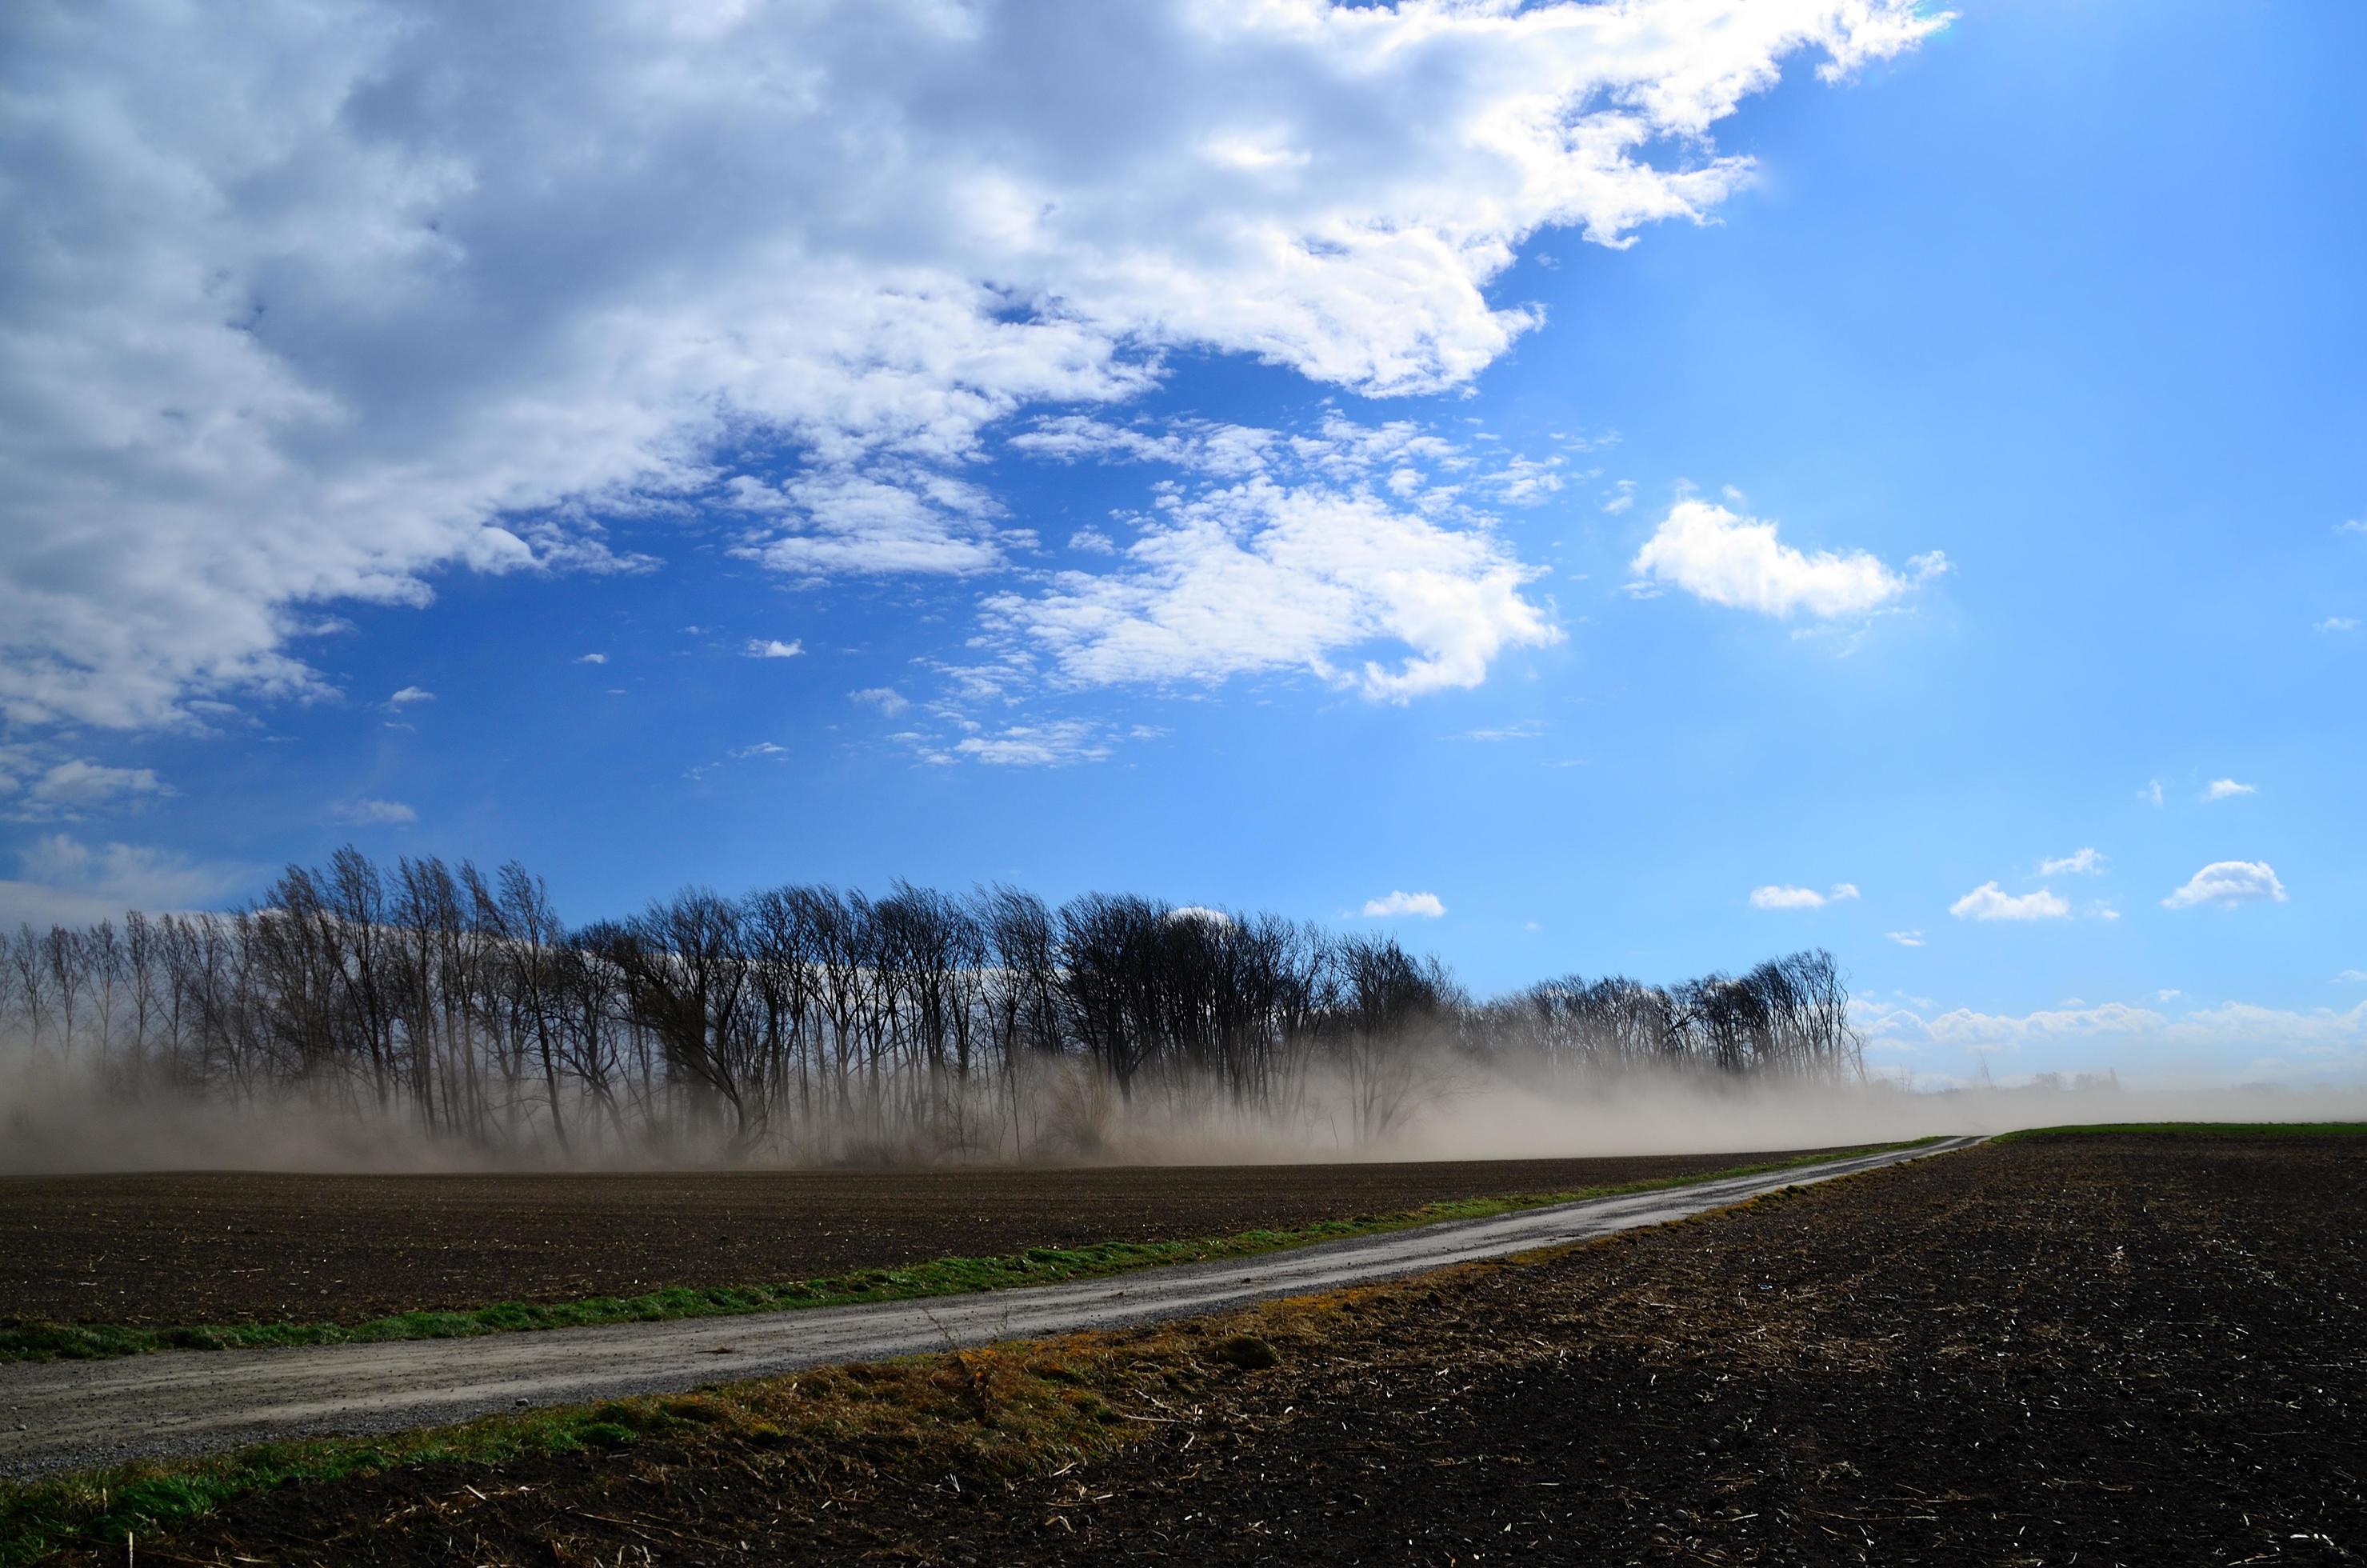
[0,1141,1961,1564]
[0,1334,1159,1566]
[1994,1121,2367,1143]
[0,1140,1933,1366]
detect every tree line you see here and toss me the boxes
[0,848,1865,1161]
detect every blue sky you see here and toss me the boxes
[2,0,2361,1087]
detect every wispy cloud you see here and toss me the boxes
[1,756,174,820]
[850,687,910,716]
[2201,778,2256,801]
[388,686,434,706]
[743,638,805,660]
[333,798,418,826]
[2038,847,2107,876]
[1887,930,1926,947]
[2138,778,2164,806]
[0,835,253,926]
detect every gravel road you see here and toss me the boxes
[0,1137,1978,1480]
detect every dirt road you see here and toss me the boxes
[0,1138,1977,1479]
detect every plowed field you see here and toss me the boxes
[0,1147,1853,1326]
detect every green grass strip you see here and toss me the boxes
[0,1139,1938,1366]
[1993,1120,2367,1143]
[0,1392,747,1567]
[0,1137,1960,1563]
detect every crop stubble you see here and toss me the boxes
[0,1149,1845,1328]
[51,1132,2366,1565]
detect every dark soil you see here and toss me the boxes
[104,1133,2367,1566]
[0,1149,1843,1326]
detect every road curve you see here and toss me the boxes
[0,1136,1980,1479]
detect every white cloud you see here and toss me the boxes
[2340,519,2367,535]
[743,638,805,661]
[950,721,1110,768]
[1887,930,1925,947]
[1949,882,2070,922]
[1858,994,2367,1076]
[985,467,1560,702]
[575,653,609,665]
[1167,905,1233,928]
[0,0,1945,730]
[728,742,788,761]
[850,687,911,717]
[2038,847,2107,876]
[1361,890,1447,919]
[2138,778,2164,807]
[2317,617,2358,633]
[1749,882,1856,910]
[2161,861,2287,910]
[333,798,417,826]
[1452,721,1544,742]
[3,758,174,818]
[0,834,252,926]
[2338,970,2367,984]
[1599,480,1637,515]
[388,686,434,706]
[2201,778,2256,801]
[1629,500,1945,619]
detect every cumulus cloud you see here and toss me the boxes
[1949,882,2070,922]
[985,466,1560,702]
[2201,778,2256,801]
[2161,861,2287,910]
[2038,847,2107,876]
[1749,882,1857,910]
[742,638,805,661]
[388,686,434,706]
[575,653,608,665]
[1886,930,1925,947]
[2317,617,2358,633]
[2340,970,2367,984]
[1361,890,1446,919]
[0,0,1945,729]
[850,687,911,717]
[1628,500,1945,618]
[332,798,418,826]
[1167,905,1233,928]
